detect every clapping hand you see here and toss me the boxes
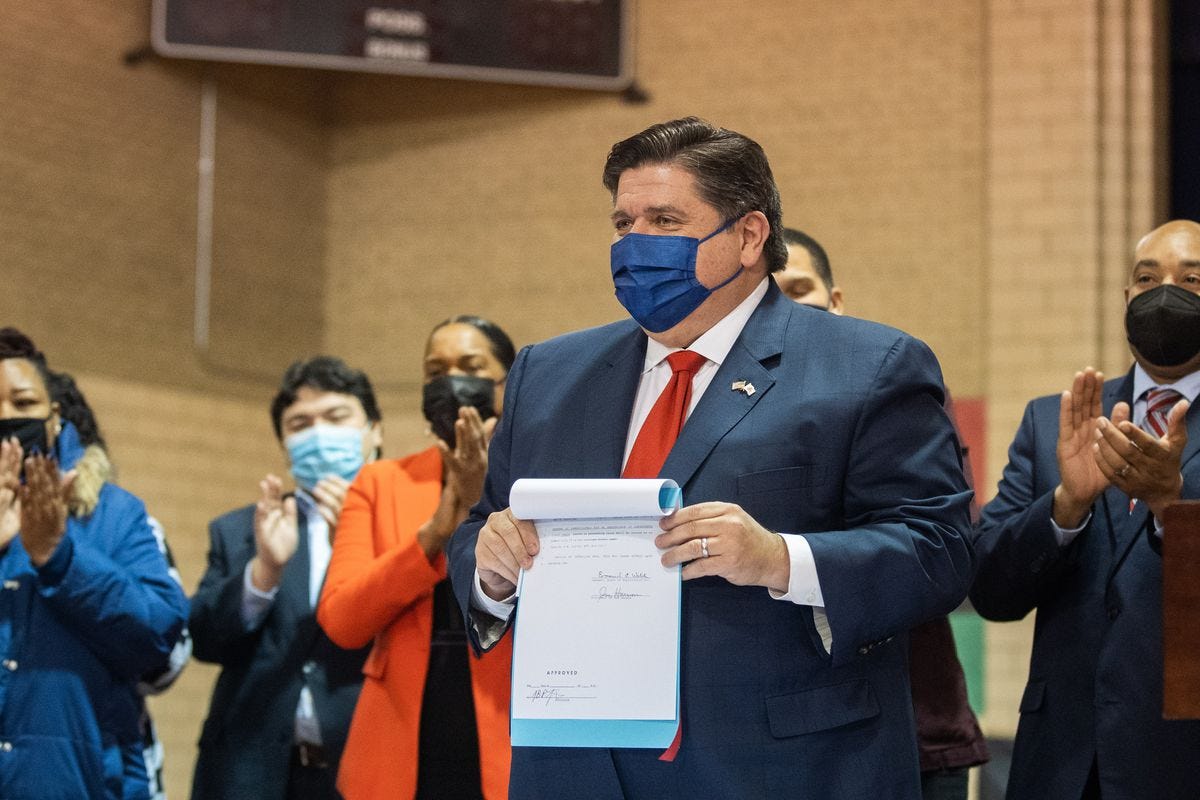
[311,476,350,532]
[1053,368,1111,528]
[1096,398,1190,518]
[19,453,75,567]
[0,439,22,551]
[250,474,298,591]
[420,406,497,559]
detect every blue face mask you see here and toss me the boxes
[610,218,742,333]
[285,424,366,491]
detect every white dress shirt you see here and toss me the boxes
[473,278,831,648]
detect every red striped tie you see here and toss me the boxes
[1144,387,1183,439]
[1130,388,1183,512]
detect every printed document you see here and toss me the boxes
[509,478,681,747]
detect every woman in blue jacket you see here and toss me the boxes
[0,328,189,799]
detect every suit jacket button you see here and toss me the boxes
[1107,606,1120,620]
[857,646,869,655]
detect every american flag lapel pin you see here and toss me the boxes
[731,380,756,396]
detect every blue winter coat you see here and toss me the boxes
[0,422,188,800]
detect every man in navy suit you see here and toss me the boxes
[190,357,383,800]
[780,227,988,800]
[972,219,1200,799]
[447,117,974,798]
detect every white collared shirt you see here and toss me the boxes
[1130,363,1200,427]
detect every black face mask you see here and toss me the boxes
[0,417,50,471]
[1125,284,1200,367]
[421,375,496,449]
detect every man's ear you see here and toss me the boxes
[829,287,846,315]
[738,211,770,269]
[366,422,384,461]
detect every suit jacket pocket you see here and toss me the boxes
[765,679,880,738]
[737,465,824,496]
[1019,680,1045,713]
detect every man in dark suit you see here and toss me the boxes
[780,227,989,800]
[447,117,975,799]
[972,219,1200,799]
[190,357,383,800]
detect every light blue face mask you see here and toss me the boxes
[610,217,742,333]
[285,424,366,491]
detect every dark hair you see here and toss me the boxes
[782,227,836,291]
[0,327,50,384]
[429,315,516,372]
[269,356,381,440]
[602,117,787,272]
[46,370,106,449]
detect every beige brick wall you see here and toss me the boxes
[0,2,329,391]
[0,0,1165,796]
[324,0,988,397]
[980,0,1161,739]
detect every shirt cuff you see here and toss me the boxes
[241,560,278,630]
[769,533,825,607]
[769,534,831,654]
[1051,513,1091,547]
[472,568,515,619]
[470,569,515,649]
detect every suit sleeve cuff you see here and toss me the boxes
[35,533,75,587]
[241,560,277,630]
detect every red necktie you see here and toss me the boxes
[621,349,707,762]
[1144,387,1183,438]
[1130,388,1183,512]
[622,350,709,479]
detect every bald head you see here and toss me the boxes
[1126,219,1200,382]
[1134,220,1200,263]
[1129,220,1200,292]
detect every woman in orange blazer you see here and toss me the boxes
[318,316,515,800]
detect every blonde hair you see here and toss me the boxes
[68,445,113,518]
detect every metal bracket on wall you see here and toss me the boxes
[123,43,157,66]
[620,81,650,105]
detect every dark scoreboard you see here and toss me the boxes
[151,0,631,90]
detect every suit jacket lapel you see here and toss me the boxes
[1100,371,1144,526]
[583,324,646,478]
[659,284,787,491]
[1094,373,1144,586]
[1178,386,1200,472]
